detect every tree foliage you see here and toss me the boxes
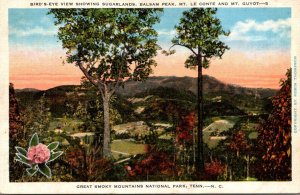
[204,159,225,180]
[169,8,230,69]
[49,8,162,85]
[126,145,175,180]
[9,83,25,181]
[9,83,23,141]
[21,94,51,137]
[255,68,291,180]
[49,8,163,157]
[167,8,230,173]
[176,112,196,145]
[227,131,250,158]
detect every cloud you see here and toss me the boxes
[157,29,176,36]
[228,18,291,42]
[40,16,53,24]
[157,29,177,48]
[9,26,58,37]
[10,42,62,52]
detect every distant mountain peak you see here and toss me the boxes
[116,75,277,98]
[14,75,277,99]
[15,88,41,93]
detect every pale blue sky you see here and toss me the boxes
[9,8,291,52]
[9,8,291,89]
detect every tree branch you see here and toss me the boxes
[170,43,197,56]
[108,42,128,97]
[109,69,123,97]
[77,62,99,87]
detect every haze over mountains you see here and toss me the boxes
[15,75,277,98]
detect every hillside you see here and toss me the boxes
[116,76,277,98]
[14,75,276,117]
[15,75,277,99]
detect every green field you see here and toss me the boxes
[203,117,238,148]
[248,132,258,139]
[48,115,258,157]
[111,140,147,159]
[48,117,83,133]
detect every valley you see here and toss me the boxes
[15,76,271,163]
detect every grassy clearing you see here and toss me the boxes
[248,132,258,139]
[111,140,146,159]
[204,119,235,132]
[220,116,242,123]
[159,132,174,140]
[203,118,237,148]
[48,117,83,133]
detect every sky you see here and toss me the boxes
[9,8,291,89]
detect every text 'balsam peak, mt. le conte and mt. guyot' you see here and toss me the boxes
[30,1,268,7]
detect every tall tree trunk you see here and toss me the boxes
[102,88,111,157]
[196,55,205,173]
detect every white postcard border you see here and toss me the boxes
[0,0,299,193]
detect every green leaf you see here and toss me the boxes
[15,146,27,156]
[48,9,162,82]
[38,164,52,178]
[15,158,31,167]
[48,151,63,163]
[16,153,29,162]
[26,167,38,176]
[47,142,59,151]
[29,133,39,147]
[172,8,229,61]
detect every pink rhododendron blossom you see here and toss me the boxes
[27,143,51,164]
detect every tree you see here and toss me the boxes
[21,94,51,137]
[49,9,163,157]
[9,83,23,141]
[255,68,291,180]
[228,131,250,158]
[175,112,196,177]
[9,83,24,181]
[166,8,230,172]
[226,130,251,180]
[126,145,175,181]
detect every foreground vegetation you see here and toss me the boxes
[9,69,291,181]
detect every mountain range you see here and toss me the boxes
[15,75,277,98]
[14,75,277,119]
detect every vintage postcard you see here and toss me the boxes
[0,0,299,193]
